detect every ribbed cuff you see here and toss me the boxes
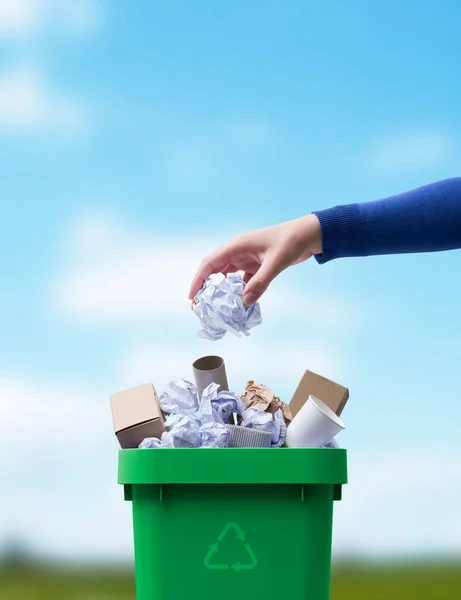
[312,204,368,264]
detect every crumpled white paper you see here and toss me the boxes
[159,379,199,415]
[197,382,223,423]
[197,383,230,448]
[213,389,245,423]
[139,437,162,449]
[140,381,234,449]
[323,438,340,449]
[160,413,202,448]
[200,421,230,448]
[240,407,286,448]
[198,381,245,424]
[193,273,262,341]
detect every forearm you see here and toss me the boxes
[313,177,461,264]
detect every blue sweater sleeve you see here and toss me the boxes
[312,177,461,264]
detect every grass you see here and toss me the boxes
[1,562,460,599]
[331,562,461,599]
[0,566,135,600]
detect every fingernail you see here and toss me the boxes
[243,292,257,307]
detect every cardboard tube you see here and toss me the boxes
[193,355,229,400]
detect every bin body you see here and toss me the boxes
[119,448,347,600]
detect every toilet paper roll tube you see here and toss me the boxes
[192,355,229,400]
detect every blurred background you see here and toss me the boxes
[0,0,460,598]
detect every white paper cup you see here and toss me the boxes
[286,394,345,448]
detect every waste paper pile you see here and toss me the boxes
[110,358,348,450]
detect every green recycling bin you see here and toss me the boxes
[119,447,347,600]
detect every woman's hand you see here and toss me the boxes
[189,214,322,306]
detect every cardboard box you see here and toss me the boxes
[116,419,164,449]
[110,382,165,449]
[289,369,349,418]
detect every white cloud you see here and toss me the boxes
[53,213,210,321]
[0,0,41,37]
[333,450,461,558]
[0,376,129,555]
[0,374,130,560]
[52,209,359,407]
[53,212,358,334]
[0,66,88,133]
[369,129,454,171]
[0,375,112,463]
[0,0,102,39]
[0,372,211,560]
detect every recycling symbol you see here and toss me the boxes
[204,522,258,572]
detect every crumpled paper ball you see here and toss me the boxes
[139,437,162,449]
[323,438,340,449]
[196,382,231,448]
[197,382,224,424]
[138,381,242,449]
[240,406,286,448]
[193,272,262,341]
[212,389,245,424]
[160,413,202,448]
[200,421,230,448]
[159,379,199,415]
[199,381,245,424]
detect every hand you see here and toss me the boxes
[189,214,322,306]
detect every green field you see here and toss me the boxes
[1,563,460,599]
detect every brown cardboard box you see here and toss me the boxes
[110,382,165,448]
[289,369,349,418]
[116,419,165,449]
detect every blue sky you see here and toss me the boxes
[0,0,460,562]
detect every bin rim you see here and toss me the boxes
[118,447,347,485]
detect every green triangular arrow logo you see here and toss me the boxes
[204,523,258,572]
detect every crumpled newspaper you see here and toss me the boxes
[159,379,199,415]
[160,413,202,448]
[240,406,286,447]
[193,273,262,341]
[240,380,292,426]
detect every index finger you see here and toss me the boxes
[188,248,232,299]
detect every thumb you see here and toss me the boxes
[242,255,284,306]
